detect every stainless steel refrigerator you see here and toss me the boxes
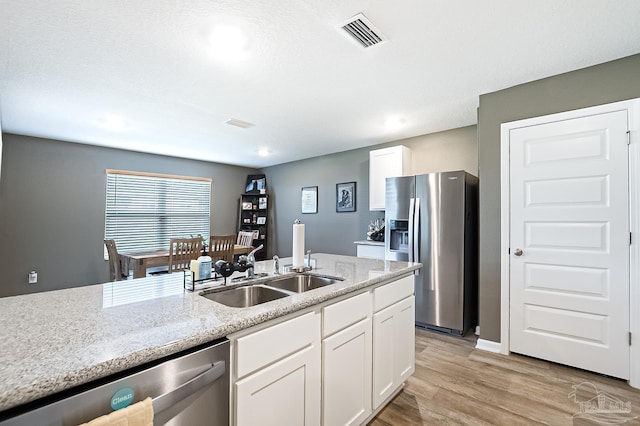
[384,171,478,335]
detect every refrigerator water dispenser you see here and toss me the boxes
[388,219,409,252]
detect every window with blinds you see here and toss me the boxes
[105,170,211,256]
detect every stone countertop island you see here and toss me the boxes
[0,253,420,413]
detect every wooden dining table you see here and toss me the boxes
[120,244,255,278]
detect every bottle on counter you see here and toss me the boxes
[190,255,212,280]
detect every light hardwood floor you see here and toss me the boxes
[369,328,640,425]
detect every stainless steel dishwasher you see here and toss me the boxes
[0,338,229,426]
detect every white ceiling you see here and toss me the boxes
[1,1,639,168]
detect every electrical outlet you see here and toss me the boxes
[28,271,37,284]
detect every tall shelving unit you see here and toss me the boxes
[238,193,268,261]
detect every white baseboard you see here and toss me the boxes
[475,338,502,353]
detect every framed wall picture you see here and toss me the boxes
[336,182,356,212]
[245,174,266,194]
[301,186,318,214]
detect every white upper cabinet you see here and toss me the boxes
[369,145,412,211]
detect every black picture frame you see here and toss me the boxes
[336,182,356,212]
[301,186,318,214]
[245,174,266,194]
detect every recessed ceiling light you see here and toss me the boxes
[99,114,127,132]
[209,25,249,61]
[384,116,406,131]
[258,148,270,157]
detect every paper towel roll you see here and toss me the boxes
[292,222,305,267]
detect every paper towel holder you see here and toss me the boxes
[290,250,313,273]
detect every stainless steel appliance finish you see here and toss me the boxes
[200,274,345,307]
[385,171,478,335]
[0,339,230,426]
[266,274,342,293]
[201,284,290,307]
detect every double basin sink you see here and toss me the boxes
[200,273,343,308]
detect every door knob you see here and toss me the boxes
[514,248,523,256]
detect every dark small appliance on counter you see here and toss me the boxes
[367,225,385,242]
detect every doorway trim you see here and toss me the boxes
[499,98,640,388]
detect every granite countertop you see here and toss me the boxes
[353,240,384,246]
[0,253,420,413]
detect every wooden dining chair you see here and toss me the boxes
[104,239,124,282]
[209,235,235,263]
[168,237,201,273]
[237,231,255,247]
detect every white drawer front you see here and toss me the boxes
[356,244,385,260]
[322,292,371,338]
[373,275,414,312]
[236,312,318,379]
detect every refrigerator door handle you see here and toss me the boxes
[413,198,420,275]
[408,198,415,263]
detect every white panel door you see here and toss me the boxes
[372,295,415,409]
[369,146,410,210]
[235,344,320,426]
[509,110,630,379]
[322,318,372,426]
[372,304,396,408]
[395,296,415,383]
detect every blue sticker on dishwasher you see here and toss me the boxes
[111,387,134,411]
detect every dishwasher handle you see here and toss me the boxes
[152,360,225,415]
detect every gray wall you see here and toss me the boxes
[262,126,477,258]
[477,53,640,342]
[0,134,258,297]
[0,112,3,181]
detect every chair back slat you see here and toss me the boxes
[237,231,255,246]
[104,239,123,282]
[209,235,235,262]
[168,237,202,273]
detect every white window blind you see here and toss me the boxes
[105,170,211,255]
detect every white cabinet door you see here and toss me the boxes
[323,318,372,426]
[372,295,415,409]
[369,146,411,210]
[372,305,395,408]
[235,344,320,426]
[394,296,415,384]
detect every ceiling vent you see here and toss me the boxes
[339,13,388,48]
[225,118,254,129]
